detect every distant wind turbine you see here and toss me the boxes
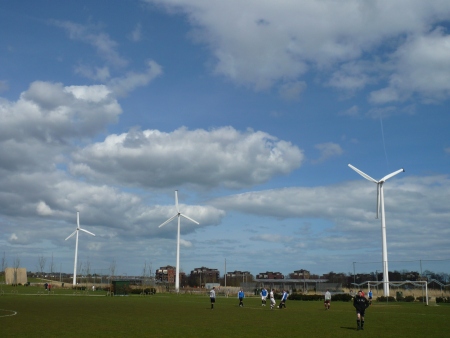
[159,190,199,292]
[348,164,404,297]
[65,211,95,286]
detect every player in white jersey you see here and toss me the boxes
[210,287,216,309]
[269,289,276,310]
[324,289,331,310]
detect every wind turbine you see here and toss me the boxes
[159,190,199,292]
[348,164,404,297]
[65,211,95,286]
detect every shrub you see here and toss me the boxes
[436,297,450,303]
[130,288,156,295]
[376,296,396,302]
[404,295,415,302]
[396,294,405,302]
[332,293,353,302]
[288,293,321,301]
[287,293,352,302]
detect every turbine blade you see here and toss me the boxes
[77,211,80,227]
[180,213,199,225]
[348,164,378,183]
[175,190,179,213]
[159,214,178,228]
[380,168,404,182]
[79,228,95,236]
[65,230,77,241]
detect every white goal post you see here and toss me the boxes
[364,281,429,305]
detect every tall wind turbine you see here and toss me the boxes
[65,211,95,286]
[159,190,199,292]
[348,164,404,297]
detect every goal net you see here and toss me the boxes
[360,280,429,305]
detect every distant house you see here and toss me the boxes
[290,269,310,279]
[191,266,220,281]
[225,270,251,279]
[155,265,176,283]
[256,271,284,279]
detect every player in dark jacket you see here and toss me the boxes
[353,290,370,330]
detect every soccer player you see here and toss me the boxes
[324,289,331,310]
[210,287,216,309]
[353,290,370,330]
[260,287,268,306]
[368,289,373,305]
[269,289,276,310]
[279,290,288,309]
[238,289,245,307]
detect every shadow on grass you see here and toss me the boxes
[340,326,357,331]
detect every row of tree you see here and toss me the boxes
[2,252,448,287]
[156,269,450,288]
[322,270,449,285]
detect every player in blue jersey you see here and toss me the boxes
[260,287,268,306]
[279,290,288,309]
[238,289,245,307]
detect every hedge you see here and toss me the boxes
[287,293,352,302]
[376,296,396,302]
[436,297,450,303]
[130,288,156,295]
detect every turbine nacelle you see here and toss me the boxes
[348,164,404,218]
[159,191,200,228]
[65,211,96,239]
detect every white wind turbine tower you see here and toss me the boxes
[65,211,95,286]
[159,190,199,293]
[348,164,404,297]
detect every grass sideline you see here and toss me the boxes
[1,286,448,337]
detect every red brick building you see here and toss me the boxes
[155,265,175,283]
[290,269,311,279]
[256,271,284,279]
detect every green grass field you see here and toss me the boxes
[1,286,448,337]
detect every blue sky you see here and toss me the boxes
[1,0,449,278]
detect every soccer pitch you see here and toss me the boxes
[1,290,448,337]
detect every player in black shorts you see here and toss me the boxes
[353,290,370,330]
